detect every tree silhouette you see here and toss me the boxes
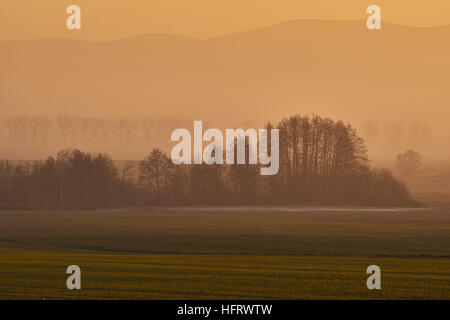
[395,150,423,177]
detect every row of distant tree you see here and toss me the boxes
[0,115,417,209]
[3,115,431,148]
[3,114,194,146]
[360,120,431,146]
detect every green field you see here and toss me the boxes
[1,207,449,299]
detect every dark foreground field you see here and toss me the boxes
[0,207,449,299]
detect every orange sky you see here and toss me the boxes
[1,0,450,41]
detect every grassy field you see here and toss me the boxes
[0,207,449,299]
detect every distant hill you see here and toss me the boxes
[1,19,450,134]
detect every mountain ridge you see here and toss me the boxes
[2,19,450,44]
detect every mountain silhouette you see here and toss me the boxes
[1,19,449,128]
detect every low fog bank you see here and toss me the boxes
[1,115,450,158]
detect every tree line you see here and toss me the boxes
[0,114,417,209]
[4,114,193,147]
[360,120,431,146]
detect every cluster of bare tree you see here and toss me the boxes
[263,115,413,205]
[0,115,417,209]
[395,150,423,177]
[5,115,54,144]
[4,114,192,147]
[0,151,121,209]
[360,120,431,146]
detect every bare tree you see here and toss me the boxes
[409,121,431,146]
[139,148,171,203]
[56,114,73,146]
[395,149,423,177]
[120,161,136,188]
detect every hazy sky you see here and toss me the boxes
[1,0,450,41]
